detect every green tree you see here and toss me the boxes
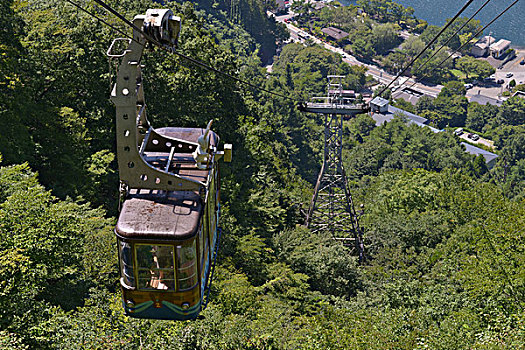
[371,23,401,54]
[514,84,525,92]
[393,98,415,113]
[440,80,466,97]
[470,154,488,177]
[348,113,377,140]
[351,37,376,59]
[456,55,495,79]
[382,51,407,74]
[273,226,360,297]
[0,163,111,344]
[498,96,525,125]
[415,95,435,113]
[445,17,482,46]
[413,47,453,82]
[346,118,471,178]
[401,36,425,59]
[430,81,468,128]
[466,102,498,131]
[420,23,460,49]
[0,0,34,166]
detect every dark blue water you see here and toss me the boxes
[340,0,525,47]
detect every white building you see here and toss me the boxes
[370,96,389,113]
[489,39,511,58]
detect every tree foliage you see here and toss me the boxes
[1,0,524,348]
[456,55,495,79]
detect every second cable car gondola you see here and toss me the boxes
[109,9,232,320]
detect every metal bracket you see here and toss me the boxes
[109,10,231,192]
[107,38,132,58]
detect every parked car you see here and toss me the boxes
[471,134,480,141]
[454,128,464,136]
[520,58,525,65]
[497,79,504,84]
[506,72,514,78]
[464,83,473,89]
[467,133,473,139]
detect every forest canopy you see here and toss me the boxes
[1,0,524,349]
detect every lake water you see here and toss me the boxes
[340,0,525,47]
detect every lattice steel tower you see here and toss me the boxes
[303,76,367,261]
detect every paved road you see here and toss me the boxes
[274,14,443,97]
[465,49,525,101]
[466,70,525,101]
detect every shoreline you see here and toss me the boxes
[337,0,525,48]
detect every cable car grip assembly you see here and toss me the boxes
[109,9,232,194]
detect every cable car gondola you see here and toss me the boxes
[108,9,232,320]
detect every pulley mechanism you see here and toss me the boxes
[142,9,181,47]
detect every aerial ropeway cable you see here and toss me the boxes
[68,0,302,103]
[376,0,477,98]
[67,0,521,109]
[412,0,494,79]
[381,0,520,97]
[401,0,519,93]
[425,0,521,77]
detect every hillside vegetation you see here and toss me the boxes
[1,0,524,349]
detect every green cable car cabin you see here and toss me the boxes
[109,9,231,320]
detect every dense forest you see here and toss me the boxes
[1,0,524,349]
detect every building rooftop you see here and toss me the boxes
[371,112,395,126]
[371,96,389,107]
[461,142,499,166]
[392,87,426,105]
[473,36,496,50]
[389,106,428,125]
[371,105,442,133]
[470,94,503,106]
[490,39,511,52]
[321,27,349,41]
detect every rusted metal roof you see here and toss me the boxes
[116,126,216,240]
[116,189,202,240]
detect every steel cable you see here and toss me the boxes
[87,0,301,102]
[377,0,477,97]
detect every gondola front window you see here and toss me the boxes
[136,244,175,291]
[176,241,198,290]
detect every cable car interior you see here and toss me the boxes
[109,9,232,321]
